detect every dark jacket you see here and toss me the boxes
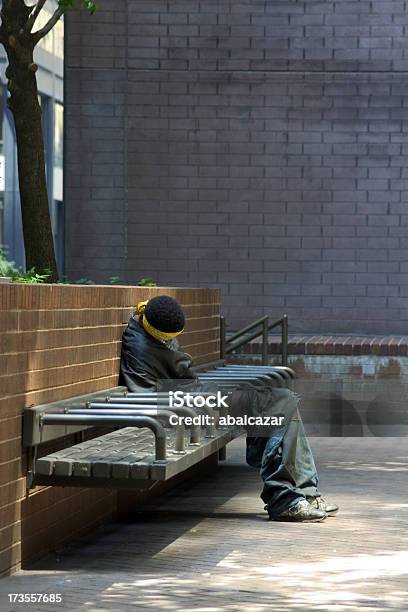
[118,315,200,392]
[118,315,299,443]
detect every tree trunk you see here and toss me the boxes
[2,0,58,281]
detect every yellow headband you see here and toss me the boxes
[136,300,149,315]
[136,300,184,342]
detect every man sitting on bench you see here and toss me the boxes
[119,295,338,523]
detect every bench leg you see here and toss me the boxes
[219,446,227,461]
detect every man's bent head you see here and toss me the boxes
[136,295,185,342]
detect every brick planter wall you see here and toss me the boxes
[231,334,408,438]
[0,284,220,576]
[237,334,408,359]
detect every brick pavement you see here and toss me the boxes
[0,436,407,611]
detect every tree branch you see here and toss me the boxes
[32,6,64,43]
[24,0,47,34]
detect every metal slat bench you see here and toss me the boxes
[23,362,295,490]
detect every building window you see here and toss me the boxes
[35,7,64,60]
[54,101,63,170]
[53,101,64,273]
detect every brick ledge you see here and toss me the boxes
[234,335,408,357]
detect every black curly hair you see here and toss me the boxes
[143,295,185,333]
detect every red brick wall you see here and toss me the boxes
[0,284,220,576]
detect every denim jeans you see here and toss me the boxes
[232,386,321,518]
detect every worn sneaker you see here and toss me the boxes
[307,496,339,516]
[272,499,327,523]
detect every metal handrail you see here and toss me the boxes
[220,313,289,366]
[227,315,268,344]
[224,326,266,354]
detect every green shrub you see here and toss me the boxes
[0,252,158,287]
[0,250,51,283]
[0,248,19,279]
[13,269,51,283]
[137,277,157,287]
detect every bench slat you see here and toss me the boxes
[33,426,243,487]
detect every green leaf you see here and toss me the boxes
[13,273,49,283]
[83,0,97,14]
[58,0,97,14]
[137,277,157,287]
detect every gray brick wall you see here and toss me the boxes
[65,0,408,333]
